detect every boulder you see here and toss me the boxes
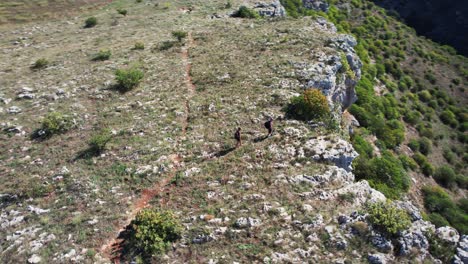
[435,226,459,244]
[253,1,286,17]
[303,0,329,12]
[303,136,358,171]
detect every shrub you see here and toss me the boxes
[40,112,73,137]
[92,49,111,61]
[418,137,432,155]
[117,9,128,16]
[440,110,458,127]
[88,129,112,154]
[421,162,435,176]
[427,230,457,263]
[84,17,97,28]
[366,201,411,236]
[423,186,468,234]
[354,151,409,199]
[232,6,261,19]
[286,88,330,121]
[399,155,417,171]
[31,58,49,70]
[433,165,457,189]
[128,209,182,256]
[352,134,373,158]
[408,139,420,152]
[171,31,188,42]
[133,42,145,50]
[115,67,144,92]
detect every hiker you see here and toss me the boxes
[234,127,242,148]
[264,118,273,137]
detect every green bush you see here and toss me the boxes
[418,137,432,155]
[129,209,182,256]
[117,9,128,16]
[115,67,144,92]
[84,17,97,28]
[31,58,49,70]
[423,186,468,234]
[232,6,261,19]
[366,201,411,236]
[41,112,73,137]
[427,230,457,263]
[399,155,418,171]
[433,165,457,189]
[286,88,330,121]
[171,31,188,42]
[440,110,458,127]
[352,134,373,158]
[88,129,112,154]
[354,151,409,199]
[133,42,145,50]
[92,49,111,61]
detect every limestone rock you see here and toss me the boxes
[303,0,329,12]
[253,1,286,17]
[303,136,358,171]
[435,226,459,244]
[453,235,468,264]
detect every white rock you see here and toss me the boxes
[28,254,41,263]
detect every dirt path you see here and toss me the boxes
[99,32,196,262]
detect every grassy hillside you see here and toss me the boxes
[0,0,466,263]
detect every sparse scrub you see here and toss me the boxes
[133,42,145,50]
[172,31,188,42]
[92,49,111,61]
[31,58,49,70]
[117,9,128,16]
[115,67,144,92]
[128,209,181,256]
[232,6,261,19]
[88,129,112,154]
[84,17,97,28]
[366,201,411,236]
[39,112,74,137]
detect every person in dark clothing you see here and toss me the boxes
[234,127,242,148]
[264,118,273,137]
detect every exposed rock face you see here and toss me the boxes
[453,235,468,264]
[253,1,286,17]
[435,226,460,244]
[292,22,361,112]
[303,136,358,172]
[303,0,329,12]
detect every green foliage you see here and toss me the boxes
[427,231,457,263]
[88,129,112,154]
[433,165,457,189]
[92,49,111,61]
[171,30,188,42]
[41,112,73,137]
[340,53,355,79]
[366,201,411,236]
[133,42,145,50]
[279,0,317,18]
[84,17,97,28]
[423,186,468,234]
[115,67,144,92]
[351,134,373,159]
[117,9,128,16]
[440,110,458,127]
[31,58,49,70]
[399,155,417,171]
[418,137,432,156]
[129,209,182,256]
[354,151,410,199]
[286,88,330,121]
[232,6,260,19]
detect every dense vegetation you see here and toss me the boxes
[281,0,467,232]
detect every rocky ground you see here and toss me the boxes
[0,0,466,263]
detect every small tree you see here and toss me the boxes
[31,58,49,70]
[172,31,188,42]
[366,201,411,236]
[128,209,182,256]
[287,88,330,121]
[92,49,111,61]
[40,112,73,137]
[115,67,144,92]
[84,17,97,28]
[88,129,112,154]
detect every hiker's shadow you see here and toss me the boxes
[215,147,235,158]
[253,135,268,143]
